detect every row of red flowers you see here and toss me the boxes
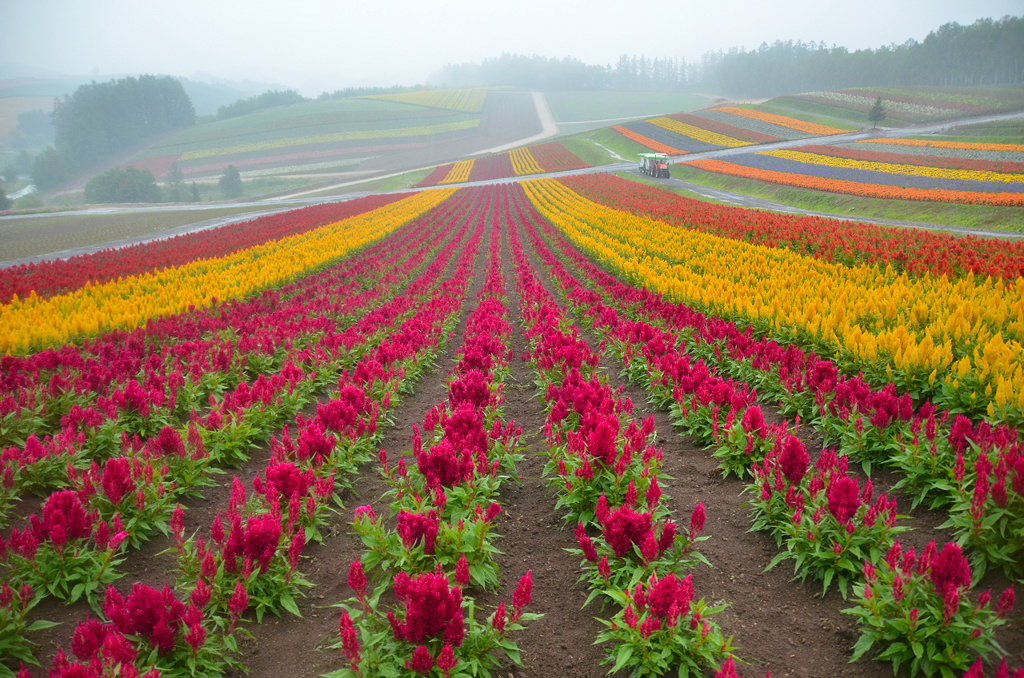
[0,193,407,305]
[3,189,486,676]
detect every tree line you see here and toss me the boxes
[436,16,1024,96]
[32,75,195,189]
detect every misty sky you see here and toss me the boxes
[2,0,1021,95]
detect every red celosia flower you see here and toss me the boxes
[229,581,248,619]
[406,645,434,674]
[826,475,861,524]
[436,643,458,678]
[658,521,677,553]
[513,570,532,615]
[455,554,470,587]
[354,505,376,524]
[942,587,960,625]
[602,505,654,558]
[190,579,211,609]
[101,457,134,505]
[575,522,598,561]
[779,436,809,485]
[243,513,282,573]
[690,502,706,540]
[598,555,611,581]
[491,600,507,634]
[996,585,1015,618]
[338,608,361,671]
[929,542,972,595]
[396,510,439,555]
[390,571,464,645]
[348,560,367,597]
[184,621,206,656]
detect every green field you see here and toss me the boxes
[144,98,479,158]
[668,163,1024,233]
[546,91,708,133]
[0,206,273,261]
[560,127,651,166]
[906,117,1024,144]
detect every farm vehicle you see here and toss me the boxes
[638,152,671,178]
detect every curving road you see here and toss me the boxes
[2,108,1023,268]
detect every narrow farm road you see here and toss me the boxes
[3,108,1023,269]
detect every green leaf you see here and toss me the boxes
[280,593,302,617]
[26,620,60,632]
[850,633,875,662]
[610,643,635,673]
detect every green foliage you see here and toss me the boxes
[52,74,195,171]
[868,97,887,127]
[842,547,1011,677]
[31,145,67,190]
[84,166,161,203]
[219,165,243,198]
[9,108,55,150]
[0,187,10,211]
[216,89,308,119]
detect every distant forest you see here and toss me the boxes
[438,16,1024,97]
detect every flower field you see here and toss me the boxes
[611,106,849,156]
[361,88,492,113]
[1,175,1022,678]
[681,137,1024,206]
[416,142,589,187]
[783,88,1024,125]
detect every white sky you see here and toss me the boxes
[2,0,1021,95]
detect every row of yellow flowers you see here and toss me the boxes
[713,106,848,136]
[510,148,543,175]
[441,160,475,184]
[0,189,456,355]
[647,117,750,148]
[762,149,1024,184]
[363,88,490,113]
[179,120,480,161]
[857,138,1024,153]
[521,177,1024,426]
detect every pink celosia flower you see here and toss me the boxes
[491,600,507,634]
[996,585,1015,619]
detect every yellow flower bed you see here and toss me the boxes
[179,120,480,161]
[363,88,489,113]
[441,160,475,184]
[714,106,847,136]
[0,190,456,355]
[763,149,1024,184]
[521,178,1024,424]
[648,117,749,148]
[510,148,543,175]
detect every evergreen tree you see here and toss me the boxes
[868,96,887,127]
[219,165,243,198]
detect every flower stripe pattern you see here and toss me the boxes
[0,189,456,354]
[684,157,1024,206]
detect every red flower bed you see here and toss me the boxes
[527,142,590,172]
[0,193,408,304]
